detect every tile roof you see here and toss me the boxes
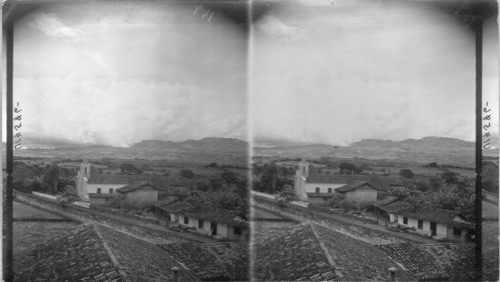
[116,181,159,193]
[156,201,193,214]
[336,181,381,193]
[254,221,474,281]
[307,170,393,190]
[93,223,199,281]
[376,243,475,281]
[159,242,249,281]
[157,201,247,228]
[312,224,413,281]
[253,223,336,281]
[378,200,472,226]
[87,174,186,191]
[88,174,132,185]
[14,223,123,281]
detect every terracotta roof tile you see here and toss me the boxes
[116,181,159,193]
[93,223,198,281]
[376,243,475,281]
[254,223,336,281]
[312,224,413,281]
[14,223,122,281]
[336,181,381,193]
[378,200,471,226]
[159,242,249,280]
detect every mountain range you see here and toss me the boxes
[8,137,249,166]
[254,136,481,166]
[5,136,495,167]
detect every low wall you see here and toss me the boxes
[251,190,276,200]
[14,192,185,245]
[483,190,499,205]
[253,196,409,245]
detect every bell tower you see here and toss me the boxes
[294,158,309,201]
[80,160,91,179]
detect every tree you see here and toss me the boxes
[260,163,278,194]
[179,169,194,179]
[43,164,60,195]
[56,185,80,204]
[120,163,143,175]
[399,169,414,179]
[221,171,238,184]
[276,185,298,203]
[429,162,438,168]
[208,162,218,168]
[442,171,458,185]
[339,162,362,174]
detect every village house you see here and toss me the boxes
[375,200,475,242]
[155,201,248,241]
[116,181,159,203]
[294,159,382,205]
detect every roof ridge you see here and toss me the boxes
[90,222,129,281]
[309,222,344,280]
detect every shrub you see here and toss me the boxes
[179,169,194,179]
[399,169,414,179]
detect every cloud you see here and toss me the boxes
[27,13,86,42]
[252,3,484,145]
[257,15,305,40]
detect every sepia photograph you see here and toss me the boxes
[2,0,499,281]
[3,1,250,281]
[250,0,498,281]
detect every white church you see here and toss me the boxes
[294,159,380,204]
[76,160,129,202]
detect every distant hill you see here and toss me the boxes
[254,136,477,166]
[11,137,249,166]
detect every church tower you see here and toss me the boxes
[76,160,90,201]
[294,158,309,201]
[80,160,91,179]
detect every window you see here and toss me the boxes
[453,227,462,236]
[328,188,332,193]
[97,188,101,194]
[234,226,242,235]
[211,222,218,235]
[183,216,189,225]
[316,187,320,193]
[403,217,408,224]
[109,188,113,194]
[198,220,204,229]
[418,220,423,229]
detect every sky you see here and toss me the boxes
[3,1,247,147]
[2,0,498,148]
[251,0,499,146]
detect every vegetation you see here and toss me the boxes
[179,169,194,179]
[56,185,80,204]
[339,162,363,174]
[399,169,414,179]
[120,163,143,175]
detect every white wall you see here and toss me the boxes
[436,223,447,238]
[304,183,345,194]
[251,190,276,200]
[87,184,126,194]
[217,223,229,237]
